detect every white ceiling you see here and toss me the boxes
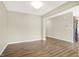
[3,1,66,16]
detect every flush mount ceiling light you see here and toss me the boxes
[31,1,43,9]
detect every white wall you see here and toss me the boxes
[0,2,8,55]
[0,2,42,55]
[8,11,42,43]
[46,12,74,43]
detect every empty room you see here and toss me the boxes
[0,1,79,57]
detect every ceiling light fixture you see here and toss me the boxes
[31,1,43,9]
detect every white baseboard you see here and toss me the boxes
[8,38,42,45]
[0,44,8,55]
[46,36,73,43]
[0,38,42,55]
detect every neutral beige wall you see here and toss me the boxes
[8,11,42,43]
[0,2,8,55]
[46,12,73,42]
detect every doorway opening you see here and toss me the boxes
[73,16,78,43]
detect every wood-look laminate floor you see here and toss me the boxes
[1,37,79,57]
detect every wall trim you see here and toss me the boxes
[45,5,79,20]
[0,38,42,55]
[0,44,8,55]
[46,36,73,43]
[45,9,72,20]
[8,38,42,45]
